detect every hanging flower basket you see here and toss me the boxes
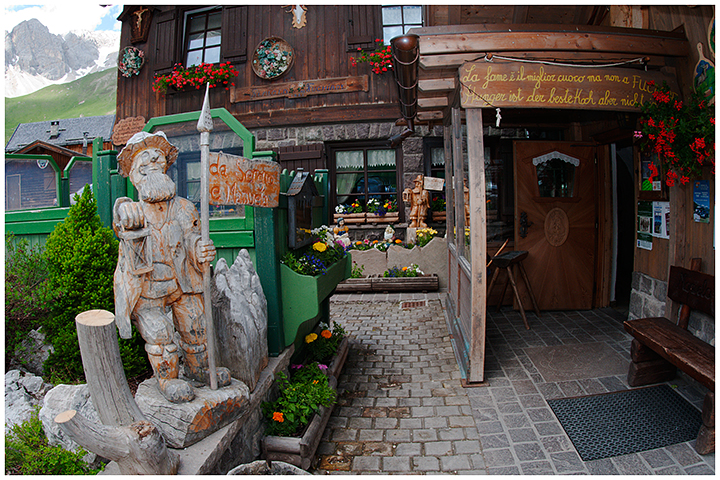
[637,81,715,186]
[118,46,144,77]
[252,37,294,80]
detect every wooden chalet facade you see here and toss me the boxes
[115,5,714,383]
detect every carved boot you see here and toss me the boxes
[182,343,231,388]
[146,343,195,403]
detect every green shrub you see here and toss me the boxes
[5,407,102,475]
[5,236,53,362]
[42,187,148,383]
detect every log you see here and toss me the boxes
[75,309,145,426]
[54,309,178,475]
[55,410,179,475]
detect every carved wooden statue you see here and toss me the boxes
[403,174,430,228]
[113,131,230,403]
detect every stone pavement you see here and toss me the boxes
[313,292,715,475]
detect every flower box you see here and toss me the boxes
[431,211,446,222]
[262,338,348,470]
[333,212,366,224]
[336,273,439,293]
[280,255,350,346]
[367,212,399,224]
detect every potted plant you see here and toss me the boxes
[262,324,348,469]
[430,193,446,222]
[349,39,393,75]
[152,62,239,95]
[280,226,351,345]
[333,201,366,224]
[637,81,715,187]
[367,198,399,223]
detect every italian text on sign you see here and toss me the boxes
[209,152,281,208]
[459,62,679,111]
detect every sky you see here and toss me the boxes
[3,3,122,35]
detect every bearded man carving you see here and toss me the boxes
[113,131,230,403]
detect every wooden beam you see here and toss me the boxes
[420,52,669,71]
[417,111,444,121]
[418,77,456,92]
[418,97,449,108]
[417,28,689,57]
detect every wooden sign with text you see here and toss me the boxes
[231,75,368,103]
[459,62,678,111]
[209,152,281,208]
[112,116,146,147]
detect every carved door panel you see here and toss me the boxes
[514,141,597,310]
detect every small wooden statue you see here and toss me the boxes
[403,174,430,228]
[113,131,231,403]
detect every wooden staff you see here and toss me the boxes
[197,83,218,390]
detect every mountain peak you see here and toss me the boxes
[5,19,119,98]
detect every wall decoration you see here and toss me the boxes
[112,116,146,147]
[709,14,715,59]
[283,5,307,29]
[128,6,153,44]
[694,43,715,103]
[118,46,145,78]
[252,37,294,80]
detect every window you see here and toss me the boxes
[381,5,422,43]
[184,8,222,67]
[424,138,446,221]
[332,145,399,214]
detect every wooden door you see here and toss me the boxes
[514,141,597,310]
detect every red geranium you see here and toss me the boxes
[152,62,239,94]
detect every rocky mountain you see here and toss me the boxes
[5,18,119,98]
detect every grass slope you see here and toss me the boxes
[5,68,118,144]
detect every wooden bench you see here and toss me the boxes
[624,259,715,454]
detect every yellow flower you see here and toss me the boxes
[321,329,332,339]
[305,333,318,343]
[273,412,284,422]
[313,242,327,252]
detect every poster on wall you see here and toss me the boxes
[693,180,710,223]
[652,201,670,239]
[637,201,653,250]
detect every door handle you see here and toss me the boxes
[519,211,533,238]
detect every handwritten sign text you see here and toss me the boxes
[459,62,679,111]
[209,152,281,208]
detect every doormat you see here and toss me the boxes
[548,385,702,461]
[524,342,628,383]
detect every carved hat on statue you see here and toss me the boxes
[116,131,179,177]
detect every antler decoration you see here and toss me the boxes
[283,5,307,29]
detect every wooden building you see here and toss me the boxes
[114,5,714,382]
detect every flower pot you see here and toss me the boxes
[227,460,310,475]
[280,256,351,346]
[262,341,348,470]
[333,213,366,224]
[367,212,399,224]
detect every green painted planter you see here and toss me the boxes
[280,255,351,346]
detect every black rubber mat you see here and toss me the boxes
[547,385,702,461]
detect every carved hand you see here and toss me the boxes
[196,240,216,264]
[115,200,145,230]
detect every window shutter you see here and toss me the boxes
[222,6,248,64]
[276,144,326,174]
[154,9,178,75]
[346,5,381,52]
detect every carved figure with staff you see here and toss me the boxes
[113,120,230,403]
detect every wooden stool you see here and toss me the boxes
[487,250,540,330]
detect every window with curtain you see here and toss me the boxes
[184,7,222,67]
[334,147,398,211]
[381,5,422,43]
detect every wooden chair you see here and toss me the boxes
[487,248,540,330]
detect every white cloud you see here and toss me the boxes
[4,4,121,35]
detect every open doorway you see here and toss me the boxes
[611,142,635,316]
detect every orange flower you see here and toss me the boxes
[272,412,284,422]
[395,239,402,244]
[321,329,332,339]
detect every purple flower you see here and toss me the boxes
[317,364,328,371]
[290,364,304,370]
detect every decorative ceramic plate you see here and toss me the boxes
[252,37,294,80]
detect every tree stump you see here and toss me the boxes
[54,309,178,474]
